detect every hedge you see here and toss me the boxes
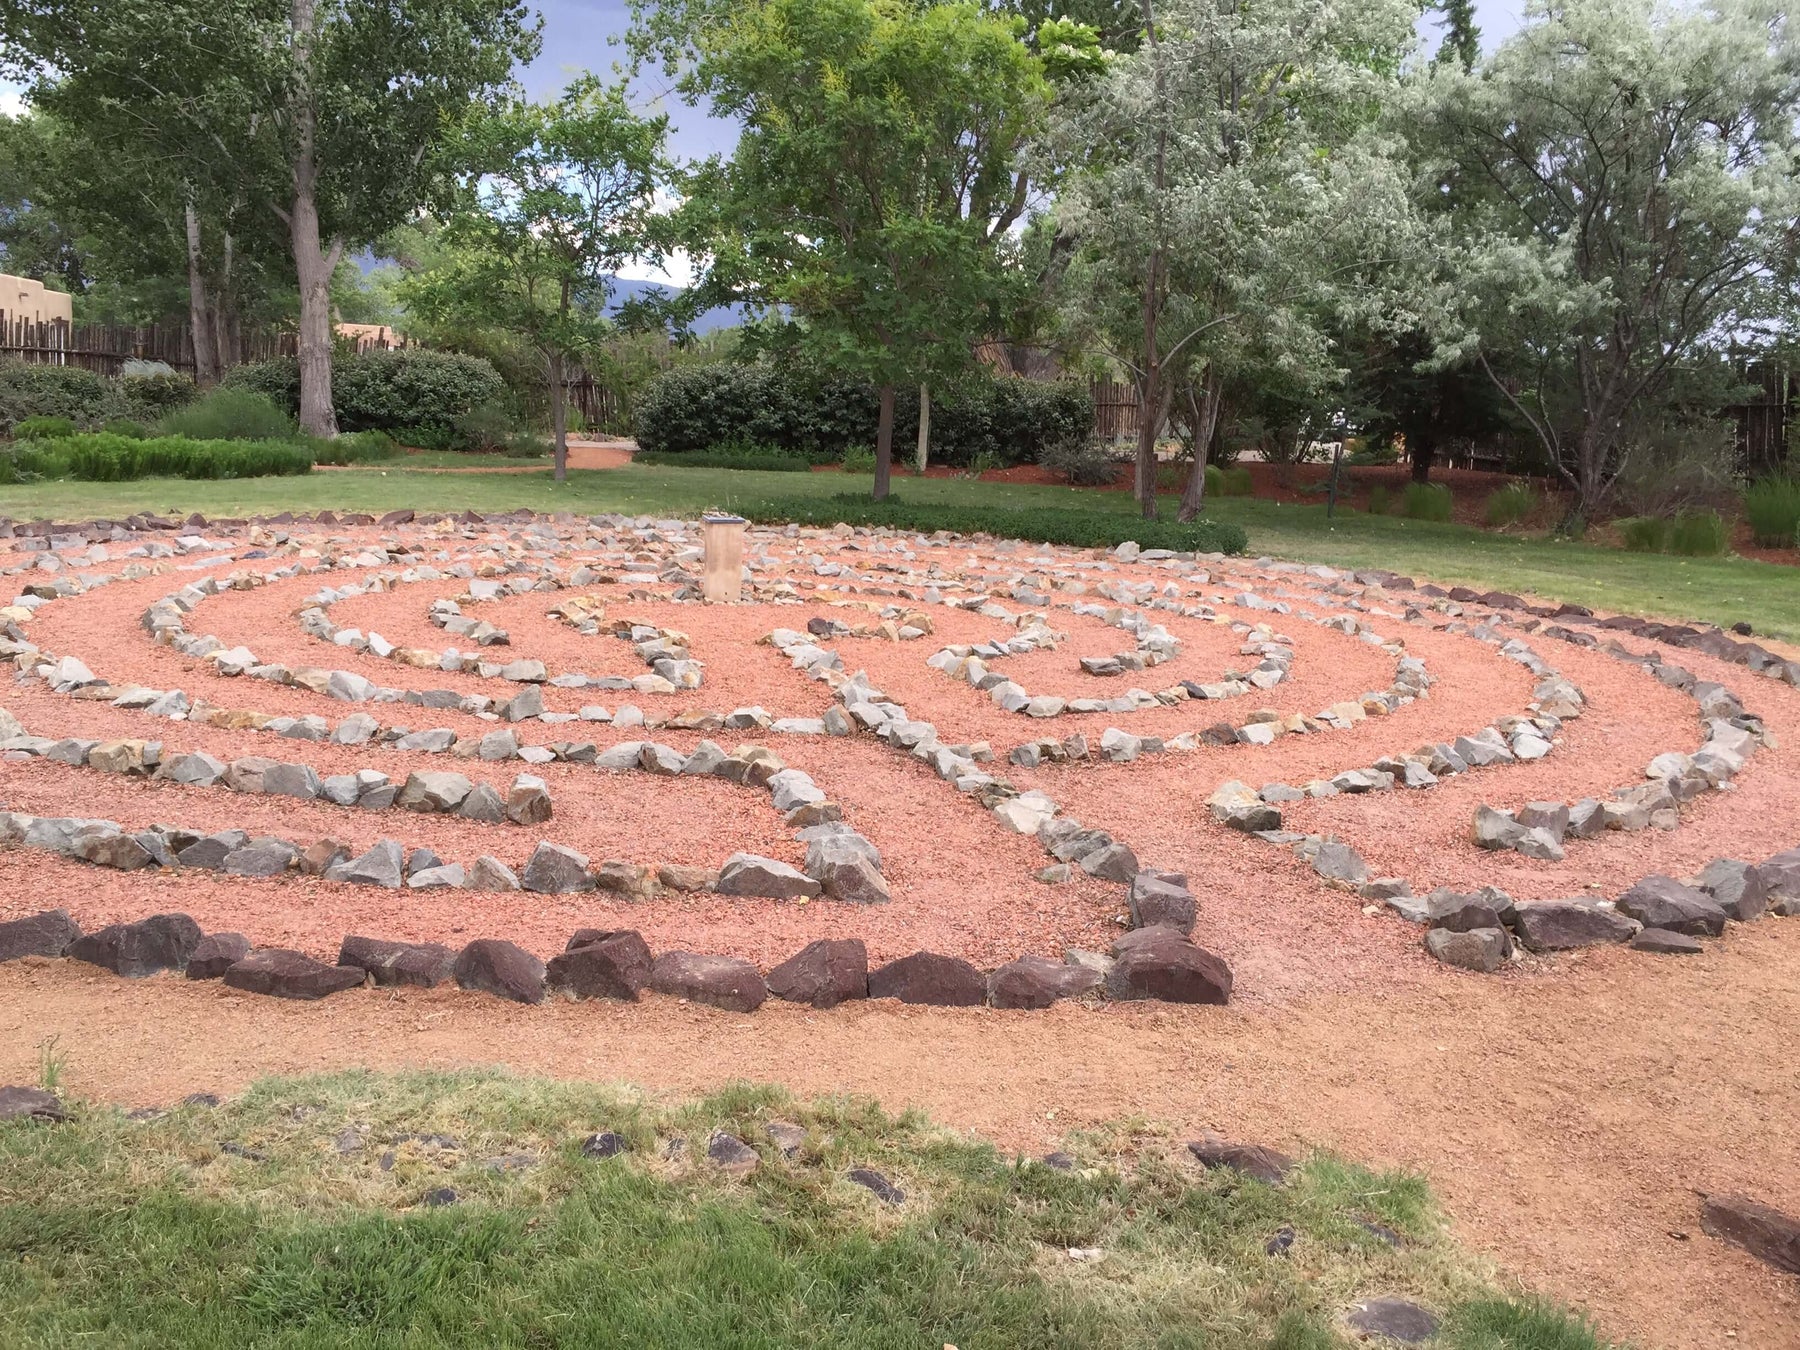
[727,493,1249,555]
[634,363,1094,468]
[224,349,507,434]
[633,447,822,472]
[9,432,314,481]
[0,361,123,433]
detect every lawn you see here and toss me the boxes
[0,1068,1609,1349]
[7,460,1798,637]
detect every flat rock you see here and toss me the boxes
[868,951,987,1006]
[521,841,593,894]
[452,938,547,1004]
[1631,928,1704,955]
[765,938,868,1008]
[338,935,457,988]
[1616,875,1729,936]
[325,839,406,889]
[707,1131,759,1174]
[0,1085,66,1123]
[988,953,1103,1009]
[648,951,767,1012]
[1700,1193,1800,1274]
[223,949,364,1000]
[716,852,821,900]
[1187,1132,1295,1185]
[1345,1297,1440,1344]
[1512,900,1639,952]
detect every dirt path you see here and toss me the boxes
[5,926,1798,1349]
[314,440,637,474]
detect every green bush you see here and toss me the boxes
[633,363,1094,468]
[1743,475,1800,547]
[730,492,1248,555]
[840,445,878,474]
[1345,440,1400,466]
[14,414,77,440]
[0,442,69,483]
[0,360,122,432]
[119,372,198,419]
[1670,509,1728,557]
[1037,435,1117,486]
[225,349,507,436]
[1483,481,1538,526]
[1400,482,1454,522]
[308,431,400,466]
[1203,463,1223,498]
[1366,484,1391,515]
[158,387,295,441]
[1616,516,1671,552]
[27,432,312,481]
[102,418,152,439]
[634,447,817,473]
[1219,465,1254,497]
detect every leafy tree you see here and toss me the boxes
[402,78,672,479]
[1052,0,1424,519]
[1431,0,1480,71]
[652,0,1058,498]
[0,0,541,431]
[1423,0,1800,515]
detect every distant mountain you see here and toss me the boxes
[604,276,744,336]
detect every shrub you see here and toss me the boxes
[102,418,152,439]
[1219,465,1253,497]
[0,360,122,432]
[1203,464,1223,498]
[1616,516,1671,552]
[1483,481,1538,527]
[225,350,507,436]
[15,415,77,440]
[1613,416,1739,517]
[453,401,523,452]
[31,432,312,480]
[1670,509,1728,557]
[730,492,1248,555]
[1400,482,1454,522]
[1037,435,1118,486]
[633,363,1094,468]
[1366,484,1391,515]
[0,443,69,483]
[841,445,877,474]
[1743,475,1800,547]
[634,448,816,473]
[1345,439,1400,466]
[119,372,197,420]
[158,388,295,441]
[308,431,400,466]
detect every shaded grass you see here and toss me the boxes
[5,461,1800,635]
[0,1069,1615,1349]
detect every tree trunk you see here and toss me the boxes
[874,384,895,501]
[914,382,930,473]
[1408,425,1436,483]
[1134,0,1166,522]
[212,230,236,370]
[288,0,339,438]
[549,348,568,482]
[1177,371,1224,522]
[183,199,219,388]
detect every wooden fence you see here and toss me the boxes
[1735,362,1790,477]
[1090,378,1140,441]
[0,314,405,379]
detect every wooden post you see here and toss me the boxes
[702,515,747,603]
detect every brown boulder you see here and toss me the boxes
[452,938,547,1004]
[765,938,868,1009]
[337,935,458,988]
[1701,1193,1800,1274]
[1106,927,1233,1004]
[1187,1132,1296,1185]
[987,954,1103,1009]
[186,932,252,980]
[547,930,654,1001]
[68,913,202,977]
[867,951,987,1007]
[0,909,81,962]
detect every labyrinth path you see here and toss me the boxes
[4,507,1800,1012]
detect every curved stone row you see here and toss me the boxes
[0,883,1232,1011]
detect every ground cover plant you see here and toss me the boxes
[0,1068,1612,1349]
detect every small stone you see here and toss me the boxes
[337,935,458,988]
[1186,1132,1295,1185]
[988,954,1102,1008]
[1345,1297,1440,1344]
[1700,1193,1800,1274]
[1423,926,1509,973]
[847,1167,904,1204]
[707,1131,759,1174]
[716,853,821,900]
[521,841,593,894]
[1616,875,1728,936]
[1630,928,1704,955]
[68,913,202,977]
[0,1085,66,1124]
[186,932,252,980]
[582,1132,628,1159]
[548,930,653,1001]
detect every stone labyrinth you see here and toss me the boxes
[4,506,1800,1014]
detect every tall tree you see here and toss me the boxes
[1052,0,1424,519]
[402,78,671,480]
[1423,0,1800,515]
[0,0,540,430]
[1432,0,1481,71]
[653,0,1057,499]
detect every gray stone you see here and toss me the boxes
[0,909,81,961]
[326,839,406,888]
[648,951,767,1012]
[1128,871,1196,934]
[521,841,593,893]
[457,782,506,823]
[1311,841,1369,887]
[396,771,473,812]
[717,852,821,900]
[469,856,521,891]
[1691,858,1768,922]
[1616,875,1729,936]
[1345,1297,1440,1344]
[1424,926,1509,972]
[1512,900,1640,952]
[1631,927,1704,954]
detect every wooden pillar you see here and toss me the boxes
[702,515,747,603]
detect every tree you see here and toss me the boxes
[1431,0,1481,71]
[1423,0,1800,515]
[402,78,671,480]
[655,0,1057,498]
[0,0,540,430]
[1052,0,1424,519]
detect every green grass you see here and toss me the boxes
[1742,475,1800,547]
[5,461,1799,635]
[0,1069,1612,1349]
[1483,482,1539,528]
